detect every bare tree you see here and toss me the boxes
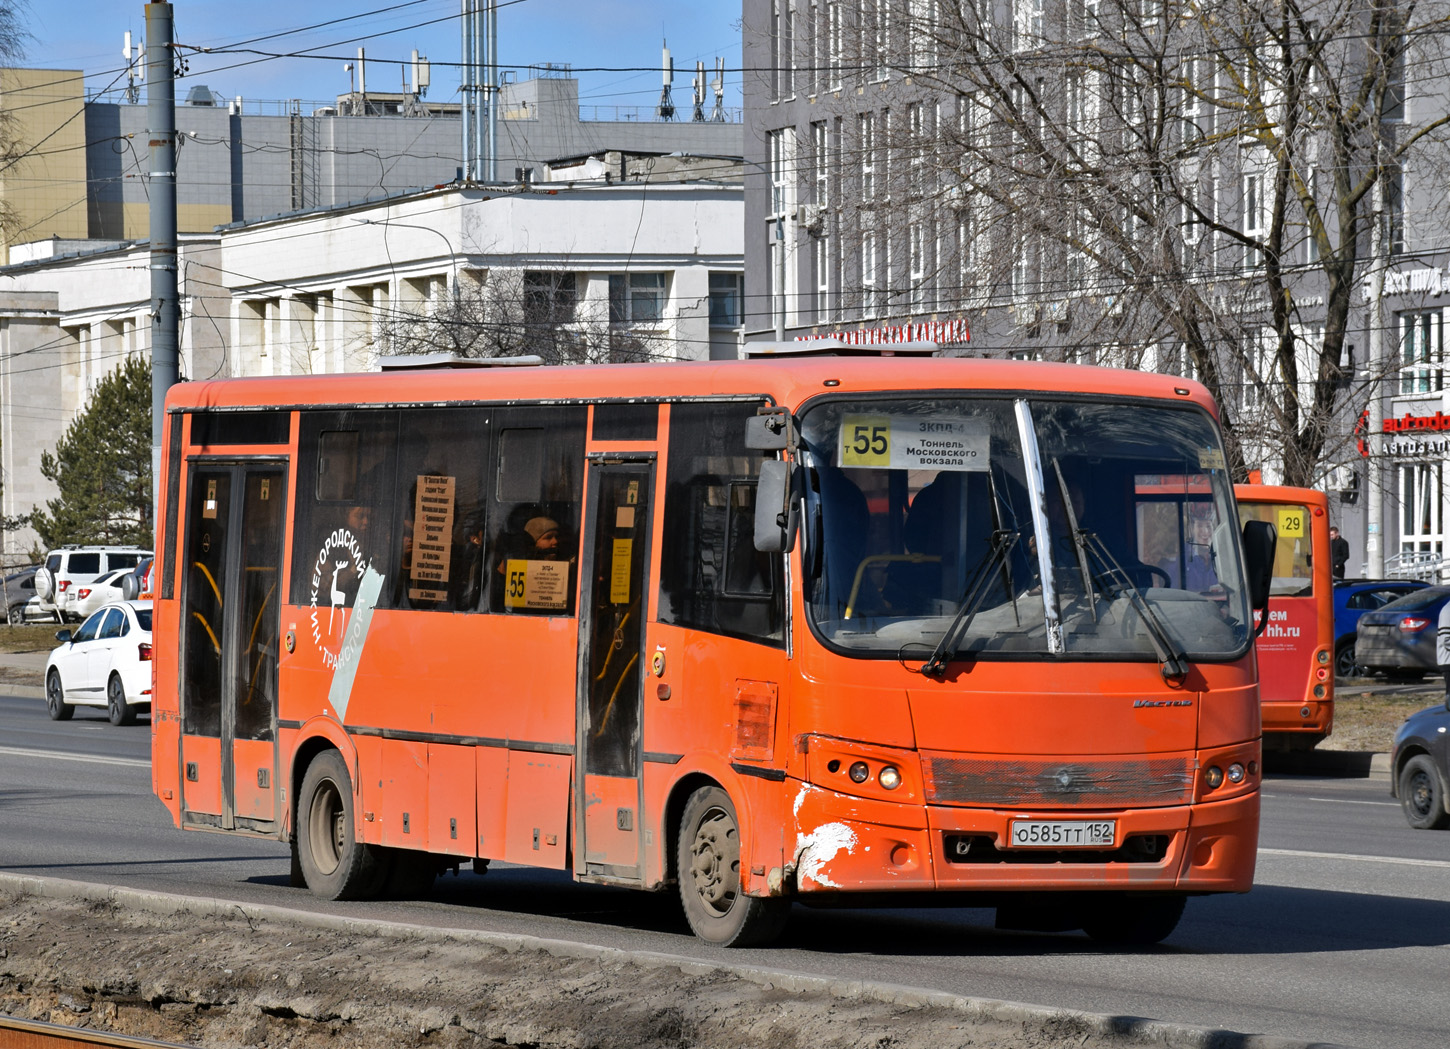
[812,0,1450,485]
[378,268,672,365]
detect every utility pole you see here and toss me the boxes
[1365,141,1387,577]
[147,1,178,528]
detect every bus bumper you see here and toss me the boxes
[790,786,1258,895]
[1262,698,1333,742]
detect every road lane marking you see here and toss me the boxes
[0,744,148,769]
[1263,793,1399,807]
[1259,847,1450,869]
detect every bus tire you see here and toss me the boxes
[1399,755,1449,830]
[296,750,388,901]
[677,786,789,947]
[1081,893,1186,946]
[46,670,73,721]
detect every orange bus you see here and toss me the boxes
[150,355,1274,946]
[1234,485,1334,749]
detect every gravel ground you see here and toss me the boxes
[0,880,1337,1049]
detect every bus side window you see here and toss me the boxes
[659,402,784,645]
[289,412,398,610]
[487,409,586,615]
[390,409,489,613]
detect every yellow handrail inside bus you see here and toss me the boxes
[844,553,941,619]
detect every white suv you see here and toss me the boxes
[34,546,152,623]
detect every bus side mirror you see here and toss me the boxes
[1241,519,1277,615]
[755,460,798,553]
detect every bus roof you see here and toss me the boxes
[164,357,1219,418]
[1234,484,1330,509]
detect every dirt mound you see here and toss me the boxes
[0,883,1186,1049]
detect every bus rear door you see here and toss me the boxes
[575,457,654,882]
[177,461,288,832]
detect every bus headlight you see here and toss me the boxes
[1227,763,1246,784]
[848,761,870,784]
[1205,765,1225,788]
[878,765,902,790]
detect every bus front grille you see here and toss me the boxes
[922,755,1194,808]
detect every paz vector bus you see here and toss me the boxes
[149,351,1275,946]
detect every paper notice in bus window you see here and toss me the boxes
[503,559,568,610]
[610,538,633,603]
[204,479,218,519]
[1276,506,1307,539]
[1197,448,1227,471]
[407,474,455,602]
[839,414,988,472]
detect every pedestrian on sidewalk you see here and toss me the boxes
[1329,526,1350,580]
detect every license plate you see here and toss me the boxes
[1008,819,1116,848]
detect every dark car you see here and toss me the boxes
[1353,585,1450,680]
[3,565,42,624]
[1390,701,1450,829]
[1332,578,1432,678]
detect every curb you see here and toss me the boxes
[1265,750,1392,780]
[0,872,1361,1049]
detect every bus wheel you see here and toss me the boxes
[45,671,73,721]
[296,751,388,900]
[1081,893,1186,946]
[677,786,789,947]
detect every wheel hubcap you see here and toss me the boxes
[1408,772,1433,818]
[308,780,344,876]
[689,807,740,916]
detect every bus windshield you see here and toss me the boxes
[799,395,1251,662]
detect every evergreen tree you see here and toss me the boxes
[31,355,153,547]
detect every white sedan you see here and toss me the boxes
[66,568,132,621]
[44,600,154,726]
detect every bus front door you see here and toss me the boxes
[179,462,287,833]
[576,459,653,882]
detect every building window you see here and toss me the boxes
[815,233,833,321]
[608,273,667,325]
[1400,463,1443,559]
[1386,165,1405,255]
[708,273,744,328]
[862,229,879,319]
[1243,170,1267,269]
[859,111,875,201]
[523,272,576,325]
[1399,310,1442,394]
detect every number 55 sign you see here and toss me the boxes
[840,414,989,472]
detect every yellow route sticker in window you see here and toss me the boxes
[503,559,569,611]
[1197,448,1227,471]
[1276,506,1307,539]
[840,415,893,467]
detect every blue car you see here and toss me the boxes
[1333,578,1431,678]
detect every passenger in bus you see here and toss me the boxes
[1184,514,1220,592]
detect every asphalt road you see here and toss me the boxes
[1,691,1447,1049]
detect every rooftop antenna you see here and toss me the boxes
[411,50,430,98]
[657,40,675,121]
[122,30,144,104]
[691,60,706,122]
[710,57,726,122]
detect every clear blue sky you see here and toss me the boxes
[22,1,742,110]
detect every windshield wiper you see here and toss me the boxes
[919,527,1019,678]
[1076,530,1188,682]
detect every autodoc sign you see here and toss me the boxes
[1382,411,1450,456]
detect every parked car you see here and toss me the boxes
[1390,701,1450,829]
[44,600,153,726]
[68,568,133,621]
[1332,577,1432,678]
[34,546,152,623]
[1353,586,1450,680]
[3,565,43,624]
